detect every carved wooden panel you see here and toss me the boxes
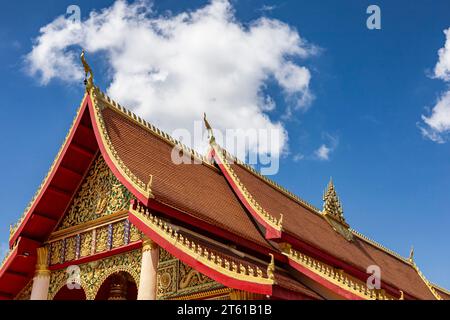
[156,248,224,300]
[57,154,132,230]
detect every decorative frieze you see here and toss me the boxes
[47,218,139,266]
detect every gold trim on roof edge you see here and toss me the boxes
[9,94,89,242]
[217,146,322,215]
[6,84,446,297]
[213,145,283,232]
[283,246,396,300]
[212,142,416,269]
[0,241,18,272]
[431,283,450,297]
[130,202,274,286]
[93,88,214,169]
[411,262,443,300]
[350,230,411,265]
[90,87,152,199]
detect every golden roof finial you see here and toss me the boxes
[323,178,345,224]
[203,113,215,144]
[322,178,353,240]
[80,49,94,91]
[408,246,414,264]
[399,290,404,300]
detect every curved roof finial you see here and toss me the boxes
[203,113,215,144]
[408,246,415,264]
[80,49,94,91]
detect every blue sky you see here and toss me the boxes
[1,0,449,289]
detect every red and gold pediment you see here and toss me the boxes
[56,154,133,231]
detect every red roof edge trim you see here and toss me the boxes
[146,198,285,262]
[86,93,149,206]
[9,95,89,247]
[211,148,282,240]
[287,259,364,300]
[129,201,273,296]
[282,233,413,299]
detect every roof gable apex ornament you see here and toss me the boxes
[80,49,94,91]
[408,246,414,264]
[322,178,353,241]
[203,113,216,145]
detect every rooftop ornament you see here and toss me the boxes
[203,113,215,144]
[322,178,353,241]
[80,49,94,91]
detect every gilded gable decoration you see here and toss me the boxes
[322,179,353,241]
[57,154,132,230]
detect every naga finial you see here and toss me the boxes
[408,246,414,264]
[203,113,215,144]
[80,49,94,90]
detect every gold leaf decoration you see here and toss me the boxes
[57,155,132,230]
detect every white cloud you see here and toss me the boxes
[314,144,331,160]
[313,133,338,161]
[421,91,450,143]
[292,153,304,162]
[25,0,316,159]
[421,28,450,142]
[434,28,450,81]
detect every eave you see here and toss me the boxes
[9,94,98,247]
[128,200,274,296]
[210,146,283,239]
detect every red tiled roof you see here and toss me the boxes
[100,103,270,249]
[229,163,436,299]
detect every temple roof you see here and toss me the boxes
[0,82,446,300]
[221,160,437,299]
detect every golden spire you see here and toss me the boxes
[408,246,414,264]
[323,178,347,225]
[80,49,94,90]
[322,178,353,240]
[203,113,215,144]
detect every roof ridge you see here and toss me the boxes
[215,145,422,267]
[350,229,411,265]
[94,87,215,169]
[412,262,443,300]
[218,147,322,215]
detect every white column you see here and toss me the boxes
[137,237,159,300]
[30,247,51,300]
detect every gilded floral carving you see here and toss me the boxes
[156,248,223,299]
[57,155,132,230]
[48,249,141,300]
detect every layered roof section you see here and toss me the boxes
[210,144,440,300]
[2,74,447,299]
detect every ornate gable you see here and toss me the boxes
[57,154,133,230]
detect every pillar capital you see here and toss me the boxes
[30,246,50,300]
[142,237,158,252]
[35,246,50,277]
